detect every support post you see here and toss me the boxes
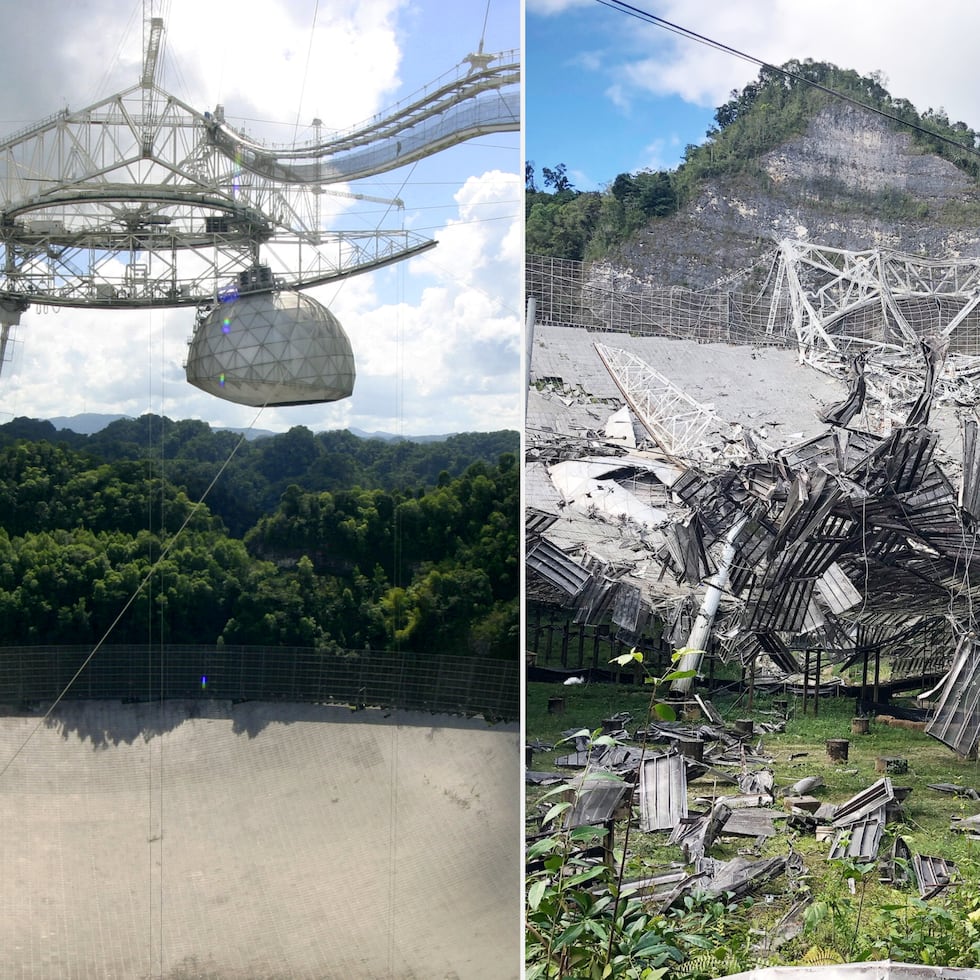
[671,515,747,694]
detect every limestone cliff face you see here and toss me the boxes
[609,103,980,289]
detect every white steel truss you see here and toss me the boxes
[594,343,757,467]
[772,239,980,424]
[0,25,518,311]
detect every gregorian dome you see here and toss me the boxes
[185,279,355,407]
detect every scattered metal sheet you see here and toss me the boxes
[525,771,565,786]
[525,537,592,598]
[912,853,957,899]
[832,777,894,827]
[694,694,725,725]
[721,806,779,838]
[561,770,631,830]
[828,810,884,861]
[925,635,980,757]
[669,800,730,862]
[638,752,688,832]
[738,769,775,800]
[785,775,824,796]
[697,854,789,901]
[927,782,980,800]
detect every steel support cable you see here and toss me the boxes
[595,0,980,161]
[0,404,267,784]
[291,0,321,146]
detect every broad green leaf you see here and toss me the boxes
[653,702,676,721]
[526,836,559,860]
[527,878,548,912]
[542,800,572,826]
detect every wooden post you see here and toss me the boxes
[560,620,569,668]
[873,646,881,705]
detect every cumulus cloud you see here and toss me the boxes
[597,0,980,128]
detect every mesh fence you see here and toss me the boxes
[527,253,980,353]
[526,254,795,346]
[0,645,519,721]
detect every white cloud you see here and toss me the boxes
[602,0,980,130]
[527,0,594,14]
[0,0,519,436]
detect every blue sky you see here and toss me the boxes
[0,0,520,436]
[526,3,716,191]
[526,0,980,193]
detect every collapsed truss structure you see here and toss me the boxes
[773,240,980,428]
[527,239,980,753]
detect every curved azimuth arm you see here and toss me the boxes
[0,42,516,309]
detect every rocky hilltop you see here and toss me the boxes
[610,101,980,289]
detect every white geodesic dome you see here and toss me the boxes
[185,290,355,406]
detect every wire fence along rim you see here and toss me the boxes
[0,644,519,720]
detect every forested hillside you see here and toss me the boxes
[526,58,980,263]
[0,418,518,658]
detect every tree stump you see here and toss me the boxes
[734,718,754,736]
[851,717,870,735]
[826,738,850,761]
[547,696,565,715]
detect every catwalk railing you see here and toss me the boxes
[0,645,518,722]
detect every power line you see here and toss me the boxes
[596,0,980,161]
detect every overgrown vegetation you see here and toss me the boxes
[526,58,980,262]
[527,676,980,975]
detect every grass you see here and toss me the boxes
[526,679,980,967]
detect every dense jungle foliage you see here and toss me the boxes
[0,416,519,658]
[526,58,980,261]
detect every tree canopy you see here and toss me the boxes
[0,420,519,658]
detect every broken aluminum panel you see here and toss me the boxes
[548,459,669,528]
[721,807,778,838]
[744,577,816,634]
[560,770,631,830]
[737,769,775,800]
[832,778,895,827]
[819,352,867,427]
[696,854,788,901]
[927,782,980,800]
[526,507,559,537]
[662,516,715,585]
[638,752,688,832]
[694,694,725,726]
[960,416,980,523]
[828,809,884,861]
[669,800,730,862]
[912,853,956,899]
[611,582,643,632]
[815,562,864,614]
[926,635,980,756]
[604,404,639,447]
[621,865,696,901]
[525,538,592,598]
